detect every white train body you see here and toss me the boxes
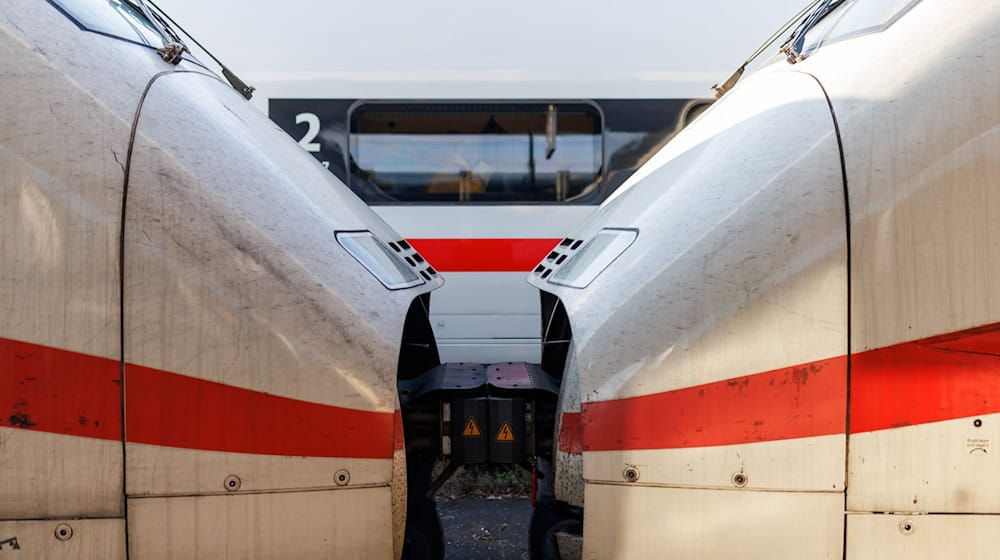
[0,1,443,557]
[269,97,703,365]
[155,0,806,365]
[530,1,1000,557]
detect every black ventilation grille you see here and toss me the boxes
[390,239,438,280]
[533,237,581,280]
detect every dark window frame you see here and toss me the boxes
[345,99,608,206]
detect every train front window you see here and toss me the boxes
[787,0,921,61]
[348,103,603,204]
[50,0,167,47]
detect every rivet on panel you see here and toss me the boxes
[899,519,916,536]
[622,466,640,483]
[335,469,351,486]
[974,418,983,428]
[731,472,749,488]
[54,524,73,541]
[224,474,241,492]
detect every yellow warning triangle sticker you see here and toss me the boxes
[495,421,516,442]
[462,417,482,437]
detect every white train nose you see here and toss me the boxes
[0,2,438,557]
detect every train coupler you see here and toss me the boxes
[399,362,559,495]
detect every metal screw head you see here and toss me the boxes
[54,524,73,541]
[899,519,916,535]
[622,466,640,483]
[335,469,351,486]
[224,475,241,492]
[731,472,749,488]
[974,418,983,428]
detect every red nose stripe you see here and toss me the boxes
[0,337,394,459]
[394,408,406,452]
[0,338,121,441]
[558,412,583,454]
[851,324,1000,433]
[581,357,848,452]
[126,363,394,459]
[578,323,1000,452]
[406,238,561,272]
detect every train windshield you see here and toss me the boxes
[50,0,164,46]
[348,103,603,204]
[793,0,921,59]
[737,0,922,81]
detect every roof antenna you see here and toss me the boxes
[144,0,256,100]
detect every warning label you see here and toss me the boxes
[495,421,516,442]
[462,417,482,437]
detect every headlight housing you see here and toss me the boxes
[336,231,425,290]
[534,228,638,289]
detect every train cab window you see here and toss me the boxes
[347,103,603,204]
[49,0,165,47]
[794,0,922,59]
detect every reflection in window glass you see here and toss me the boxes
[349,103,603,203]
[269,98,692,206]
[550,229,637,289]
[744,0,920,74]
[336,232,423,290]
[52,0,163,46]
[800,0,920,57]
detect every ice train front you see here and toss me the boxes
[0,0,441,558]
[530,1,1000,558]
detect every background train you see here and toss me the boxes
[528,0,1000,558]
[159,0,805,364]
[0,0,443,557]
[17,0,993,559]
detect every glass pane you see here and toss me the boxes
[550,229,637,289]
[52,0,163,46]
[349,103,603,203]
[801,0,920,56]
[337,232,423,290]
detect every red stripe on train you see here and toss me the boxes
[126,364,393,458]
[558,412,583,454]
[406,238,561,272]
[0,338,122,440]
[851,324,1000,433]
[0,337,393,458]
[581,357,848,452]
[579,323,1000,452]
[394,408,406,452]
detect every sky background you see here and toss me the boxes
[156,0,809,101]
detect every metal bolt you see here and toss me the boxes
[899,519,916,535]
[335,469,351,486]
[54,524,73,541]
[731,472,749,488]
[224,475,241,492]
[623,466,640,483]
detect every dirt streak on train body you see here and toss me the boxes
[1,0,442,557]
[529,1,1000,558]
[159,0,805,367]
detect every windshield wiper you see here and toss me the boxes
[780,0,847,63]
[712,0,823,98]
[130,0,187,64]
[130,0,256,100]
[148,0,255,99]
